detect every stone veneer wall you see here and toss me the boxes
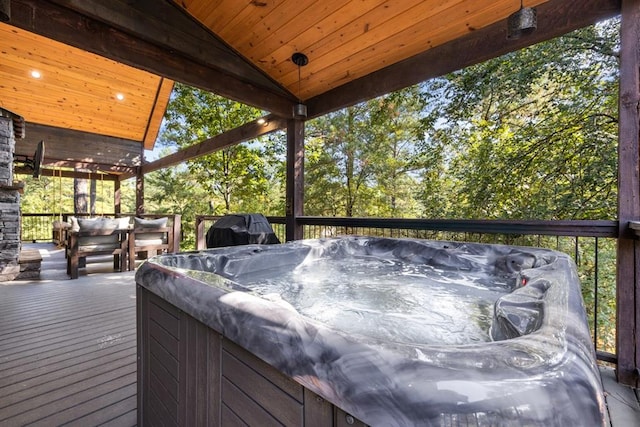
[0,116,21,281]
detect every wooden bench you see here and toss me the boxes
[66,217,130,279]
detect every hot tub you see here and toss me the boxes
[135,237,606,426]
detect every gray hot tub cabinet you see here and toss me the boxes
[137,286,365,426]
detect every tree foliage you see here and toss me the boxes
[305,85,429,217]
[158,83,282,217]
[419,21,619,220]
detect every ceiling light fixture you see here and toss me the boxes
[116,93,125,101]
[507,0,537,40]
[0,0,10,23]
[257,117,267,126]
[30,70,42,79]
[291,52,308,119]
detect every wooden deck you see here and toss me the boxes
[0,244,137,427]
[1,243,639,426]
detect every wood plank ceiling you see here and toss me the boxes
[176,0,548,101]
[0,22,173,150]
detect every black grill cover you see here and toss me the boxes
[206,214,280,248]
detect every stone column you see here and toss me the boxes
[0,116,21,281]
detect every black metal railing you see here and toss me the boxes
[21,212,119,242]
[21,213,59,242]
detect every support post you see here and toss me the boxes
[114,178,121,215]
[136,166,144,216]
[285,119,304,241]
[616,0,640,387]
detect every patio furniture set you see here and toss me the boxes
[57,214,181,279]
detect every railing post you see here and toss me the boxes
[195,216,206,250]
[616,0,640,387]
[286,119,304,241]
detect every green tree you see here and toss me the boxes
[305,86,428,217]
[420,20,619,221]
[413,20,620,353]
[158,83,282,216]
[144,164,211,250]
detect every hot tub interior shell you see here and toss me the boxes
[136,237,607,426]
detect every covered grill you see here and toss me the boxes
[206,214,280,248]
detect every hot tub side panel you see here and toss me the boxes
[136,285,367,427]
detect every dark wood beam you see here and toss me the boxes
[47,0,290,98]
[136,167,144,216]
[14,167,119,181]
[306,0,621,118]
[616,0,640,388]
[285,119,304,241]
[140,115,287,175]
[43,160,136,175]
[9,0,296,118]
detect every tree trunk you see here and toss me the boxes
[74,176,89,214]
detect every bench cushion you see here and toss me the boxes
[134,217,168,244]
[77,218,127,250]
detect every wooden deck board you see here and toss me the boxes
[0,339,136,391]
[601,366,640,427]
[0,244,137,427]
[0,313,134,352]
[0,319,135,360]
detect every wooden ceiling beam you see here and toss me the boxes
[306,0,621,118]
[46,0,290,97]
[42,160,137,175]
[140,114,287,176]
[14,167,119,181]
[9,0,297,118]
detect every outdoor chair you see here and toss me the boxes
[128,214,181,270]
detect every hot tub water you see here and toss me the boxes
[242,255,511,346]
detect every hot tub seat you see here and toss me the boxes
[136,237,606,426]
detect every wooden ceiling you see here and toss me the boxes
[2,0,621,175]
[175,0,548,100]
[0,23,173,150]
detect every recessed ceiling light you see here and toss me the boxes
[30,70,42,79]
[115,93,125,101]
